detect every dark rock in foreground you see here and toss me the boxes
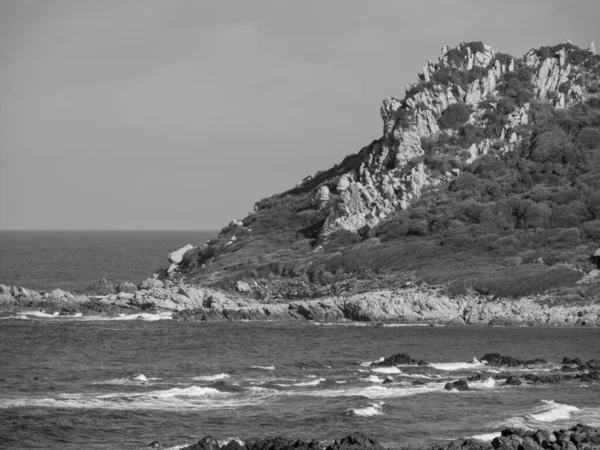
[179,433,383,450]
[444,380,470,391]
[155,424,600,450]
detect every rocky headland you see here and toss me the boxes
[3,40,600,325]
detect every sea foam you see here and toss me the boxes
[193,373,230,382]
[528,400,580,422]
[350,402,384,417]
[370,366,402,374]
[430,358,486,371]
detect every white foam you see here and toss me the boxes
[275,378,326,387]
[350,402,384,417]
[292,383,444,399]
[0,384,276,412]
[193,373,230,382]
[528,400,579,422]
[400,373,436,380]
[361,375,384,383]
[133,386,223,398]
[370,366,401,374]
[470,378,496,389]
[217,438,245,447]
[360,357,384,367]
[251,365,275,371]
[430,358,486,371]
[470,432,501,441]
[133,374,148,382]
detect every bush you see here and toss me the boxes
[407,219,429,236]
[439,103,471,129]
[544,227,581,246]
[577,127,600,149]
[327,230,362,248]
[582,220,600,241]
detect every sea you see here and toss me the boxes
[0,231,599,450]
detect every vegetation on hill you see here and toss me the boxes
[175,42,600,304]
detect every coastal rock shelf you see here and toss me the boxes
[1,282,599,326]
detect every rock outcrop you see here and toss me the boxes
[1,282,598,327]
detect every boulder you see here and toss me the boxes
[168,244,194,264]
[481,353,547,367]
[444,379,470,391]
[371,352,420,366]
[504,376,522,386]
[182,435,221,450]
[235,281,251,293]
[326,433,385,450]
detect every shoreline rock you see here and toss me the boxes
[145,425,600,450]
[0,282,599,327]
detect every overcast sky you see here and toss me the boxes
[0,0,598,230]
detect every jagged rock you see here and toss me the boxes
[235,281,251,293]
[481,353,547,367]
[444,379,470,391]
[326,433,385,450]
[139,278,164,290]
[371,352,420,366]
[168,244,194,264]
[315,186,330,209]
[504,376,522,386]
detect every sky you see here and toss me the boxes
[0,0,598,230]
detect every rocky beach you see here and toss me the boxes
[1,275,599,326]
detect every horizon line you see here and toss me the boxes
[0,229,220,232]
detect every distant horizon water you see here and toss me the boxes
[0,230,218,292]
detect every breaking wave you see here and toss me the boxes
[350,402,384,417]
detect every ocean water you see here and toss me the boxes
[0,230,217,292]
[1,232,599,449]
[0,320,599,449]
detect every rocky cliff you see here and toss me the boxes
[167,41,600,304]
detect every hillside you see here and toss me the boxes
[170,41,600,304]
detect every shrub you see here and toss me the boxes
[582,221,600,241]
[544,227,581,246]
[327,230,362,248]
[439,103,471,129]
[576,127,600,149]
[406,219,429,236]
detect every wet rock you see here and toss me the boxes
[371,352,421,366]
[481,353,547,367]
[504,376,522,386]
[444,379,469,391]
[586,359,600,370]
[183,436,221,450]
[147,441,161,449]
[325,433,385,450]
[522,374,565,384]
